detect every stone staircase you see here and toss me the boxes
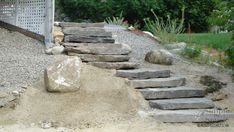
[59,22,232,123]
[116,69,232,123]
[60,22,138,70]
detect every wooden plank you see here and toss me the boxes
[0,20,44,42]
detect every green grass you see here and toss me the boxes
[176,33,232,51]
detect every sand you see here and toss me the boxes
[0,64,149,129]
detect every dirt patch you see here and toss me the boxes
[0,64,148,129]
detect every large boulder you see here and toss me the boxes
[145,49,173,65]
[44,56,82,92]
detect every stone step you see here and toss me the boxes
[89,62,139,70]
[63,27,112,37]
[59,22,105,28]
[139,87,205,99]
[131,77,186,88]
[116,69,170,80]
[63,27,105,32]
[149,109,233,123]
[64,35,115,43]
[65,43,131,55]
[62,42,120,47]
[149,98,215,110]
[68,53,130,62]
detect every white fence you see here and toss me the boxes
[0,0,54,46]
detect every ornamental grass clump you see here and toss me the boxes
[144,8,185,44]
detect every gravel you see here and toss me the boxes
[105,29,160,64]
[0,28,55,92]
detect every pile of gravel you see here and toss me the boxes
[105,28,160,63]
[0,28,55,92]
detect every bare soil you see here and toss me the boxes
[0,27,234,131]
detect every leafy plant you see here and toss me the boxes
[208,0,234,31]
[105,11,129,28]
[182,47,202,58]
[144,8,185,44]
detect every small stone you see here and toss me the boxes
[30,123,36,127]
[169,48,184,54]
[165,42,187,50]
[18,89,25,93]
[51,121,63,128]
[209,92,228,101]
[0,81,5,87]
[51,45,65,55]
[145,49,173,65]
[12,91,19,96]
[40,121,52,129]
[0,92,8,98]
[45,48,53,55]
[128,26,135,31]
[143,31,161,42]
[54,21,60,26]
[21,86,28,89]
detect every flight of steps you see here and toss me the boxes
[59,22,232,123]
[59,22,139,69]
[116,69,232,123]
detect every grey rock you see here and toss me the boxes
[131,77,186,88]
[63,27,111,37]
[169,48,184,54]
[12,91,20,96]
[45,48,53,55]
[139,87,205,99]
[63,27,105,32]
[64,35,115,43]
[200,75,227,93]
[65,43,131,55]
[149,98,215,110]
[116,69,170,80]
[89,62,139,70]
[149,109,233,123]
[60,22,105,28]
[145,49,173,65]
[44,56,82,92]
[51,45,65,55]
[165,42,187,50]
[62,42,115,47]
[68,53,130,62]
[0,91,8,98]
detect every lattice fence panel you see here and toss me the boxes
[0,0,46,35]
[0,0,16,25]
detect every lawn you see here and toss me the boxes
[176,33,232,51]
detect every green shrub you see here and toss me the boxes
[56,0,215,32]
[182,47,202,58]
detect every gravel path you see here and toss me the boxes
[0,28,55,92]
